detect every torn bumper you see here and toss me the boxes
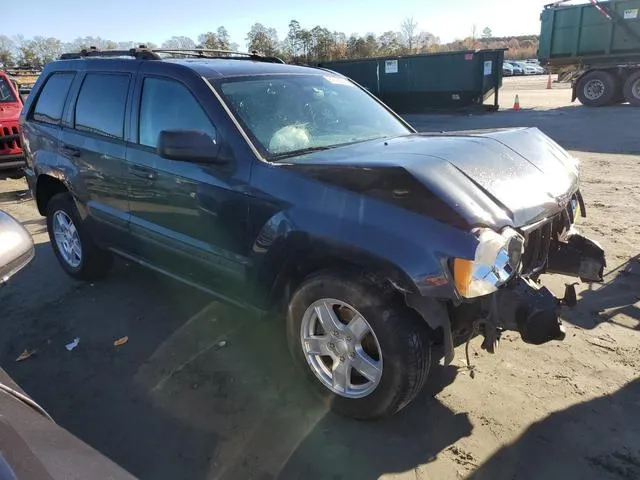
[489,230,605,346]
[493,277,566,345]
[547,230,606,282]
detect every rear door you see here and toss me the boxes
[20,71,76,175]
[59,70,133,249]
[126,71,252,299]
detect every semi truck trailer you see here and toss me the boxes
[539,0,640,106]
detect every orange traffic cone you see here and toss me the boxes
[546,73,552,89]
[513,94,521,110]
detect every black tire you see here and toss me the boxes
[623,70,640,107]
[46,192,113,280]
[576,70,618,107]
[286,271,431,420]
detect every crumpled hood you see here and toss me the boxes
[284,127,580,229]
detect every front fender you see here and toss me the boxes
[251,213,420,303]
[247,162,478,305]
[248,206,475,309]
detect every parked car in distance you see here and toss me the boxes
[0,71,25,173]
[502,63,514,76]
[18,82,35,103]
[20,47,606,420]
[505,61,525,75]
[514,61,542,75]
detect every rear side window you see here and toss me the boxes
[32,72,75,125]
[139,77,216,148]
[75,73,130,139]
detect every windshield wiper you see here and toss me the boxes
[270,145,333,161]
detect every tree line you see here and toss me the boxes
[0,19,539,69]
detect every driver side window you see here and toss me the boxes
[139,77,216,148]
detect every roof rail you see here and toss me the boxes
[59,45,161,60]
[59,45,285,64]
[153,48,285,63]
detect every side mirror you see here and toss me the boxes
[0,210,35,285]
[157,130,223,164]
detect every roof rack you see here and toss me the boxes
[59,45,285,64]
[60,45,161,60]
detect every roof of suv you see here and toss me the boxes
[163,58,321,78]
[51,57,321,79]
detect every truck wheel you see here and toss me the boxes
[576,70,617,107]
[287,271,431,420]
[46,193,113,280]
[623,70,640,106]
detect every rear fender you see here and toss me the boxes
[34,169,72,216]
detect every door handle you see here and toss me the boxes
[61,144,81,157]
[129,164,157,180]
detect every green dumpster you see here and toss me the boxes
[317,49,506,112]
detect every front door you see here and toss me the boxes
[126,74,252,300]
[59,71,132,249]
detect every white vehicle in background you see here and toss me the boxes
[514,61,541,75]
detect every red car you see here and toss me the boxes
[0,71,25,173]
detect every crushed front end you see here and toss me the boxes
[450,190,605,356]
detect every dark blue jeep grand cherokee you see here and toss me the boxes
[19,47,605,419]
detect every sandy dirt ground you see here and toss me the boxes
[0,75,638,480]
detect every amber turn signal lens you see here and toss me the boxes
[453,258,473,297]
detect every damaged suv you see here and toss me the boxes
[20,47,606,420]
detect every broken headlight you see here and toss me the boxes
[453,228,524,298]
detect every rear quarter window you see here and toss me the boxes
[74,73,130,139]
[32,72,75,125]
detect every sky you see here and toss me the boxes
[7,0,582,48]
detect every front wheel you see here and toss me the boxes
[287,271,431,420]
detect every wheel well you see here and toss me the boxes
[272,253,406,313]
[35,175,68,216]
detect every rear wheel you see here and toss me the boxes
[576,70,617,107]
[46,193,113,280]
[287,271,431,420]
[623,70,640,106]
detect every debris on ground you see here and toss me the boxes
[15,349,37,362]
[623,260,640,276]
[65,338,80,351]
[114,336,129,347]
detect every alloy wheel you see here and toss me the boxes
[300,299,383,399]
[52,210,82,268]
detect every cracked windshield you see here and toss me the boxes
[218,74,410,157]
[1,0,638,479]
